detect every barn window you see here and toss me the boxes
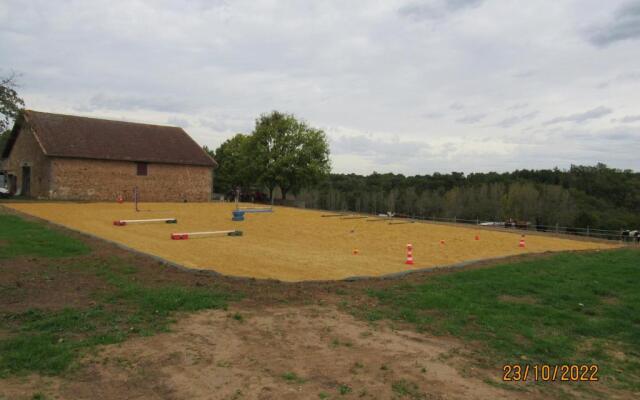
[136,162,148,176]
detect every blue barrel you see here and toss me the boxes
[232,210,245,221]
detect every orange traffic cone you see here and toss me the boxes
[352,248,359,255]
[475,235,480,241]
[117,194,124,204]
[405,243,414,265]
[519,235,526,248]
[440,239,445,245]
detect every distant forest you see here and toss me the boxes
[292,164,640,231]
[206,115,638,232]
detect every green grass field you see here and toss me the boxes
[1,211,638,396]
[0,213,238,377]
[360,250,640,390]
[0,214,90,259]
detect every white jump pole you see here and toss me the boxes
[388,220,415,225]
[171,230,243,240]
[240,208,273,213]
[340,215,367,220]
[113,218,177,226]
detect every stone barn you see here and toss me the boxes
[0,110,217,201]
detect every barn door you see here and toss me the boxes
[22,166,31,197]
[9,175,17,195]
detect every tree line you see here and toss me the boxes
[210,115,639,231]
[292,164,640,231]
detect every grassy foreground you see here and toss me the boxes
[361,249,640,390]
[1,211,638,397]
[0,214,90,259]
[0,214,238,377]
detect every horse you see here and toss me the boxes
[622,230,639,243]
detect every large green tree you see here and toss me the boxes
[249,111,330,200]
[206,134,255,194]
[0,73,25,154]
[0,129,9,156]
[1,73,25,131]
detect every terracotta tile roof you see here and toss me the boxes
[3,110,216,167]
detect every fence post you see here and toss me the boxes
[454,216,457,223]
[587,226,590,237]
[476,217,479,225]
[555,223,559,233]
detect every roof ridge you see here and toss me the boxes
[25,109,185,130]
[4,110,217,167]
[23,111,49,156]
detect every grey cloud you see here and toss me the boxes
[199,118,230,132]
[398,3,441,20]
[512,70,535,79]
[167,117,190,128]
[619,115,640,123]
[88,93,191,113]
[506,103,528,111]
[422,111,444,119]
[543,106,612,125]
[598,70,640,89]
[587,1,640,47]
[449,102,464,110]
[446,0,484,10]
[199,117,252,133]
[331,134,430,165]
[398,0,484,21]
[2,1,639,174]
[494,111,538,128]
[456,113,486,124]
[601,132,638,141]
[563,128,640,143]
[618,71,640,81]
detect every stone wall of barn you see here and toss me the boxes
[49,158,213,202]
[1,125,51,198]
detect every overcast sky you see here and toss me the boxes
[1,0,639,175]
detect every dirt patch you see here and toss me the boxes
[0,256,110,313]
[1,305,539,400]
[601,296,620,305]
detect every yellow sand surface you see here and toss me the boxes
[4,202,616,281]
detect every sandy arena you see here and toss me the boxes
[4,202,616,281]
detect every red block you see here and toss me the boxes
[171,233,189,240]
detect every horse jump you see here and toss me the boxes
[114,218,177,226]
[171,230,243,240]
